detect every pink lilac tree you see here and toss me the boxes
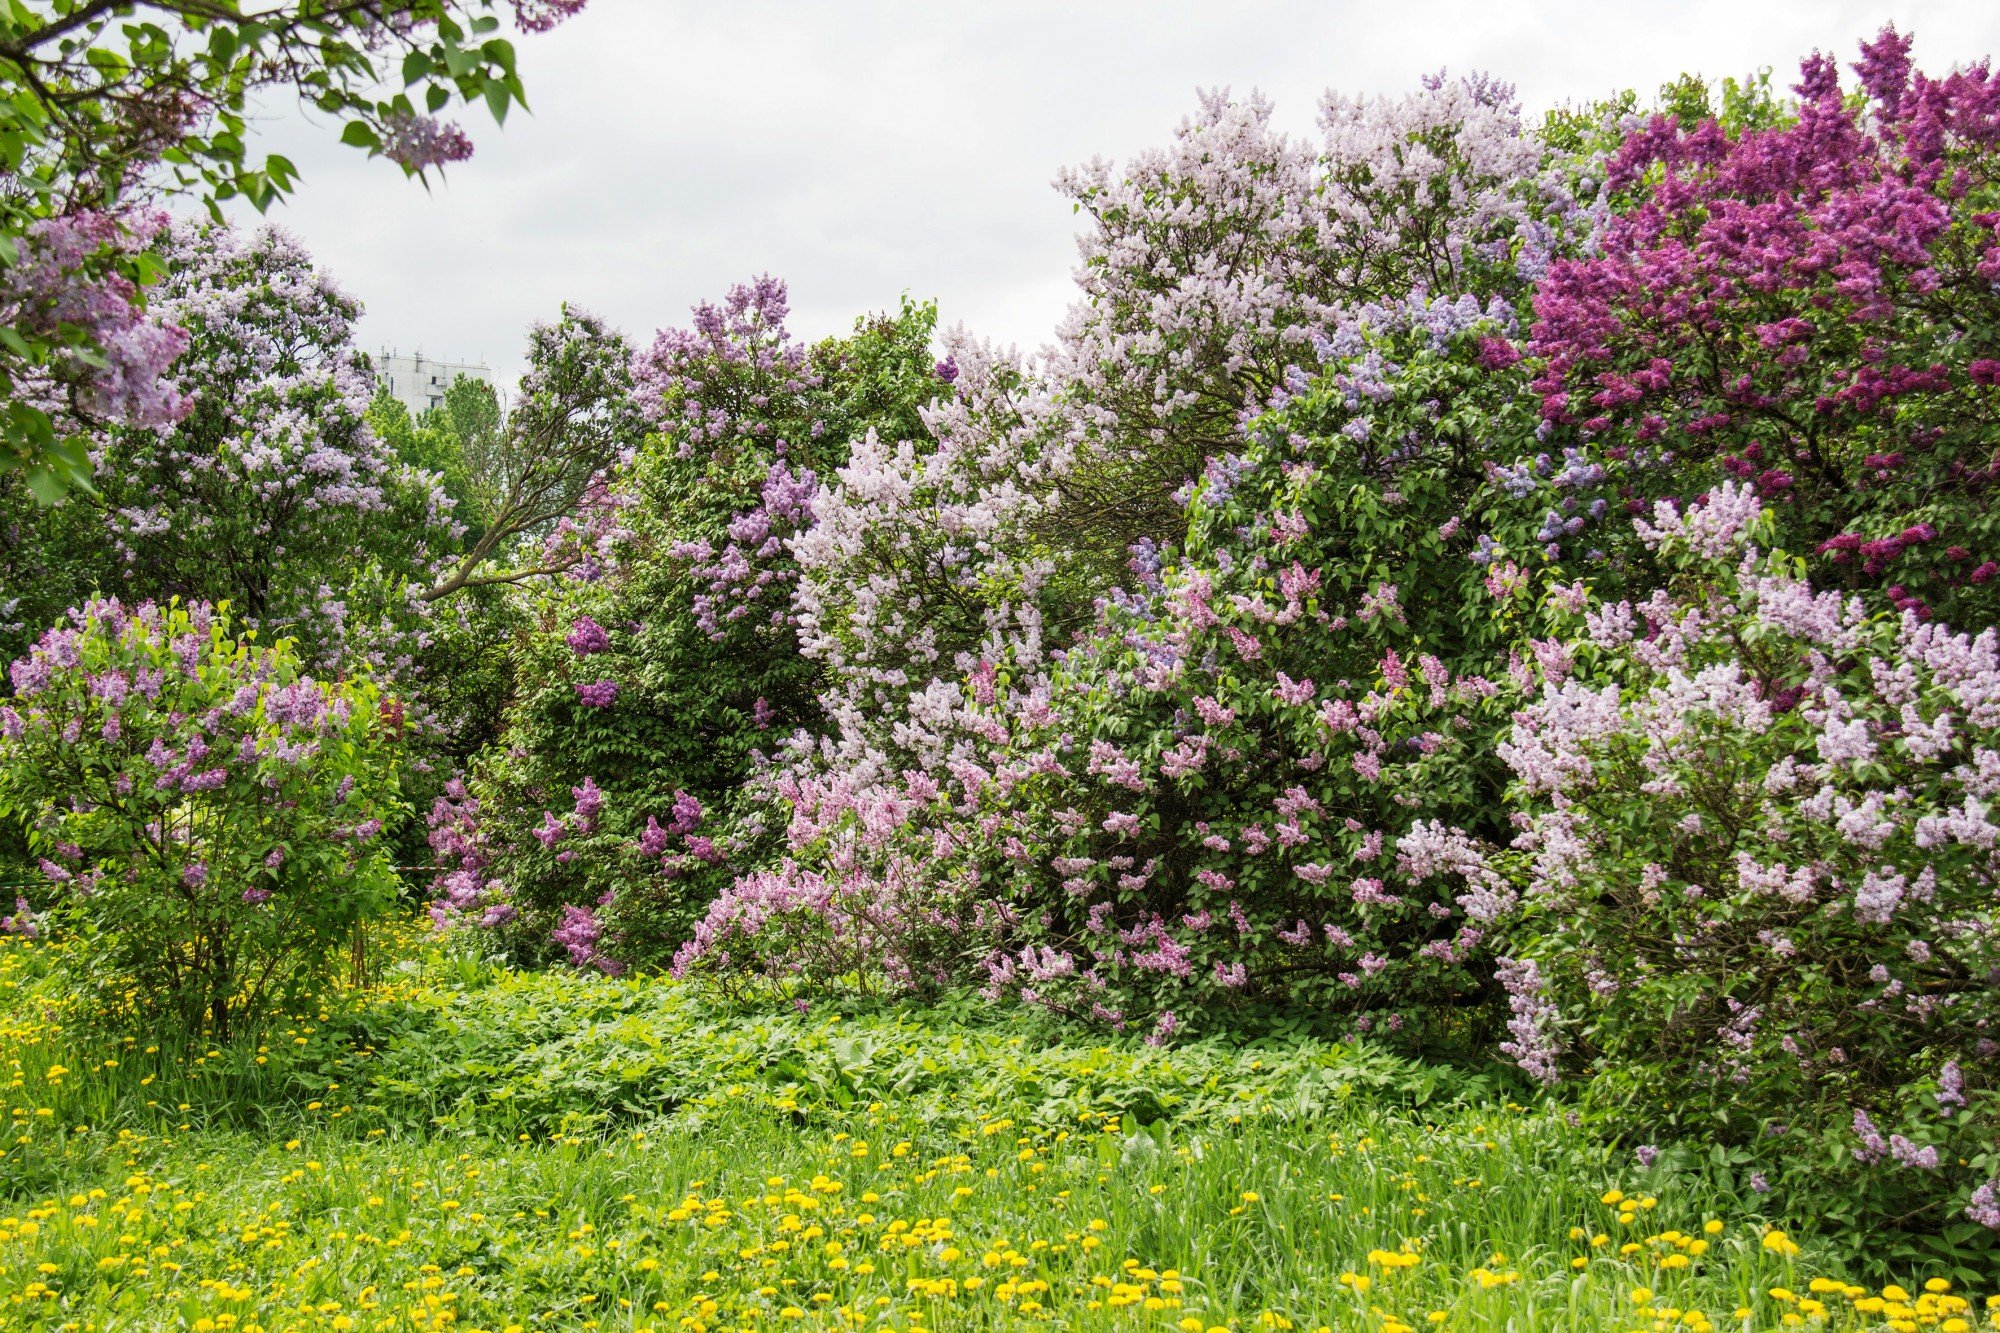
[1531,27,2000,627]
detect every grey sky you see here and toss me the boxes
[230,0,2000,389]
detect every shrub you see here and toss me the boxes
[429,285,943,968]
[0,600,402,1038]
[949,305,1555,1036]
[791,72,1601,777]
[681,77,1606,1030]
[1500,483,1998,1252]
[52,223,457,673]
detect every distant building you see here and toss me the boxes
[376,349,492,417]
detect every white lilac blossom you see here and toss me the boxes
[1631,480,1766,560]
[1501,487,2000,1189]
[77,221,459,677]
[1495,956,1562,1083]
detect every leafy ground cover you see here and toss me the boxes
[2,930,1993,1333]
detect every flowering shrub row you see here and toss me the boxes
[5,23,1996,1263]
[657,34,2000,1259]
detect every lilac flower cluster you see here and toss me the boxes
[0,209,190,435]
[379,113,475,172]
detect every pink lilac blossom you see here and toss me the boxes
[1969,1179,2000,1230]
[379,113,475,172]
[0,209,189,432]
[510,0,589,32]
[552,901,622,975]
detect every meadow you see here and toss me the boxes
[2,929,1990,1333]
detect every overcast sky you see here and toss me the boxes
[227,0,2000,388]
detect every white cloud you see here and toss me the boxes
[227,0,2000,387]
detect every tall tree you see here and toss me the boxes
[423,306,646,601]
[11,220,458,672]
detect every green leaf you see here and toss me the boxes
[23,462,68,505]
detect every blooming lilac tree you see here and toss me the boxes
[431,284,942,969]
[25,222,462,678]
[700,73,1603,1024]
[791,72,1599,794]
[0,601,402,1039]
[1531,28,2000,627]
[686,292,1603,1032]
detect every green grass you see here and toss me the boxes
[1,933,1992,1332]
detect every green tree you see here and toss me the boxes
[370,388,483,536]
[422,306,645,602]
[442,373,506,481]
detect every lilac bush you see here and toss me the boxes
[692,74,1602,1029]
[1500,482,1997,1231]
[792,72,1599,783]
[429,286,942,970]
[0,601,402,1038]
[1530,27,2000,626]
[917,304,1565,1034]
